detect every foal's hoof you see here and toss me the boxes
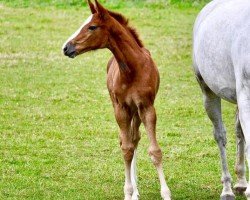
[245,189,250,200]
[131,196,139,200]
[131,191,139,200]
[161,191,171,200]
[162,196,171,200]
[220,194,235,200]
[124,195,132,200]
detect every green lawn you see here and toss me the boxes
[0,1,245,200]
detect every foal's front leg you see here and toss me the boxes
[138,104,171,200]
[115,104,135,200]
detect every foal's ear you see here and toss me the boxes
[94,0,109,20]
[87,0,96,14]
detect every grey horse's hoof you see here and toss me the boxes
[234,186,247,195]
[220,194,235,200]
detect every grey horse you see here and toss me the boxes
[193,0,250,199]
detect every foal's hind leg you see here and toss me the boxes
[138,104,171,200]
[234,109,247,194]
[130,112,141,200]
[202,87,235,200]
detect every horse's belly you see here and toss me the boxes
[200,64,237,103]
[194,26,237,103]
[194,30,237,103]
[195,48,237,103]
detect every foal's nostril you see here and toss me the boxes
[63,43,76,58]
[63,46,68,53]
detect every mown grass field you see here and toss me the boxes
[0,1,245,200]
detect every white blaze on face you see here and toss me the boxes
[62,14,93,51]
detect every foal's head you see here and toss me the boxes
[62,0,113,58]
[62,0,143,58]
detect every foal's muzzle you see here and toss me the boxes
[63,43,77,58]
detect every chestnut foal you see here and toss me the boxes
[62,1,171,199]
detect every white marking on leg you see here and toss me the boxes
[62,14,93,51]
[156,163,171,200]
[131,149,139,200]
[124,164,133,200]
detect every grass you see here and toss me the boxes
[0,0,210,9]
[0,1,245,200]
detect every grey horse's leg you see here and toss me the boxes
[197,74,235,200]
[235,63,250,199]
[234,109,247,194]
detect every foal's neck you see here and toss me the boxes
[108,22,144,74]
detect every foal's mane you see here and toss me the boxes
[108,10,144,48]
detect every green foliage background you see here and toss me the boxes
[0,0,211,8]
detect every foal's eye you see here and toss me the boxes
[88,25,98,31]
